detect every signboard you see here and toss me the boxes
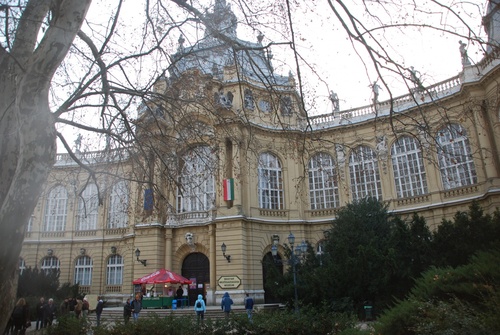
[218,276,241,289]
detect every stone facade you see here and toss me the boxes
[19,0,500,306]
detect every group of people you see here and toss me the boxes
[193,291,254,325]
[123,293,142,324]
[59,296,90,319]
[4,297,57,335]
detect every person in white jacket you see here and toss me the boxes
[193,294,206,325]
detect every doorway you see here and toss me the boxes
[182,252,209,305]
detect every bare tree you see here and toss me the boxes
[0,0,489,329]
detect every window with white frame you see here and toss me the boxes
[27,215,33,232]
[106,254,124,285]
[74,256,93,286]
[308,152,339,210]
[177,145,215,212]
[258,152,284,209]
[107,180,129,228]
[436,123,477,189]
[19,258,26,275]
[41,256,60,275]
[349,145,382,201]
[391,136,428,198]
[76,183,99,231]
[43,186,68,231]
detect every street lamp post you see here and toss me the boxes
[271,232,307,313]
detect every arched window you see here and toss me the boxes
[349,146,382,201]
[177,146,215,212]
[43,186,68,231]
[258,152,284,209]
[77,183,99,230]
[308,153,339,209]
[41,256,60,275]
[106,254,124,285]
[107,181,129,228]
[391,136,428,198]
[436,124,477,189]
[74,256,93,286]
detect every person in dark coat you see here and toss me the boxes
[95,297,104,327]
[244,293,254,322]
[123,298,132,324]
[12,298,30,335]
[131,293,142,322]
[43,298,57,327]
[220,292,233,318]
[35,297,46,330]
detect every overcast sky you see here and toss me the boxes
[56,0,489,152]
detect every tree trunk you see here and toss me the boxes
[0,0,91,330]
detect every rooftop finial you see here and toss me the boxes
[257,32,264,44]
[178,35,185,53]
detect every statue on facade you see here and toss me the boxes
[335,144,346,165]
[329,90,340,113]
[177,35,185,54]
[74,134,82,153]
[459,40,471,66]
[370,81,381,104]
[244,89,254,109]
[376,135,388,158]
[409,66,424,90]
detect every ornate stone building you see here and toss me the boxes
[19,1,500,306]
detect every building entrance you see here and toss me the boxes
[182,252,209,306]
[262,252,283,304]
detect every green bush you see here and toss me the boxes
[43,307,362,335]
[375,247,500,335]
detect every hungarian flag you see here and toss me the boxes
[223,178,234,201]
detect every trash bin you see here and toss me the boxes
[172,299,177,310]
[364,305,373,321]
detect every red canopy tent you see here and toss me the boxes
[132,269,192,285]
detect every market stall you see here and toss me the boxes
[132,269,192,309]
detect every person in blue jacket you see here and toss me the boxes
[221,292,233,318]
[193,294,206,325]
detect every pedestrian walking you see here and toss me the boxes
[193,294,206,325]
[35,297,46,330]
[43,298,56,327]
[82,297,90,318]
[95,296,104,327]
[221,292,233,318]
[131,293,142,322]
[12,298,30,335]
[244,293,254,322]
[123,298,132,324]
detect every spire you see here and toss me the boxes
[204,0,238,38]
[483,0,500,52]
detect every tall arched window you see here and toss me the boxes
[308,152,339,209]
[43,186,68,231]
[349,146,382,201]
[436,124,477,189]
[107,181,129,228]
[258,152,284,209]
[77,183,99,230]
[106,255,124,285]
[41,256,60,275]
[74,256,93,286]
[391,136,428,198]
[177,145,215,212]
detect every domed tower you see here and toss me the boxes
[483,0,500,52]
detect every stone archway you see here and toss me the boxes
[262,252,283,304]
[182,252,209,305]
